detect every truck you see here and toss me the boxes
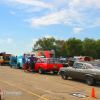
[0,52,12,66]
[24,51,55,58]
[77,56,94,61]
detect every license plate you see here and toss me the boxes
[53,66,57,68]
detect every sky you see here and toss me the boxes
[0,0,100,55]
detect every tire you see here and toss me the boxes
[17,63,20,69]
[10,65,12,68]
[39,67,44,74]
[8,64,10,66]
[61,71,68,80]
[53,71,58,74]
[86,76,96,86]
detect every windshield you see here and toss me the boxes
[48,59,61,64]
[84,57,91,61]
[91,63,100,69]
[3,55,11,57]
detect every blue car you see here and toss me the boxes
[9,55,29,69]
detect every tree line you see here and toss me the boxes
[32,37,100,59]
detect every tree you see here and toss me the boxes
[32,37,56,51]
[66,37,83,57]
[82,38,98,59]
[96,39,100,58]
[55,40,68,57]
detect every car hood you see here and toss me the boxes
[59,67,100,74]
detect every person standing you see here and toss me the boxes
[67,62,71,67]
[28,54,36,72]
[22,54,26,72]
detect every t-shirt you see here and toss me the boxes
[28,56,36,63]
[22,56,26,63]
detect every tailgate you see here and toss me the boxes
[47,59,63,69]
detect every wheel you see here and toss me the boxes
[53,71,58,74]
[17,63,20,69]
[86,76,96,86]
[10,65,12,68]
[39,67,44,74]
[8,64,10,66]
[61,71,68,80]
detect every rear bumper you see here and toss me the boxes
[46,69,59,72]
[1,62,9,65]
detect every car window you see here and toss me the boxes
[37,59,41,63]
[70,61,75,66]
[82,64,87,69]
[54,59,61,64]
[41,59,46,63]
[48,59,54,64]
[48,59,61,64]
[75,63,83,69]
[86,64,94,69]
[91,63,100,69]
[73,61,77,66]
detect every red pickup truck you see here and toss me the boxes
[30,58,63,74]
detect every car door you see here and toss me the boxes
[10,55,17,66]
[79,64,87,80]
[71,63,83,79]
[35,59,41,70]
[41,59,47,70]
[47,59,55,69]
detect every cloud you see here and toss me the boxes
[3,0,100,28]
[7,38,13,43]
[89,21,100,28]
[44,35,51,38]
[10,11,16,14]
[3,0,54,9]
[1,33,11,36]
[0,39,4,43]
[69,0,100,9]
[27,39,38,47]
[26,7,43,12]
[73,28,83,33]
[25,8,82,27]
[0,38,16,47]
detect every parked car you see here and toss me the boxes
[59,61,100,86]
[62,60,76,67]
[59,58,69,63]
[30,58,63,74]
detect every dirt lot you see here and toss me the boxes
[0,65,100,100]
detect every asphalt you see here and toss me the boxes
[0,65,100,100]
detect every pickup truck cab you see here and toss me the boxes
[31,58,63,74]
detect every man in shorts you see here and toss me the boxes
[28,54,36,72]
[22,54,26,72]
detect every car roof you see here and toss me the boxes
[75,60,100,64]
[40,58,54,59]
